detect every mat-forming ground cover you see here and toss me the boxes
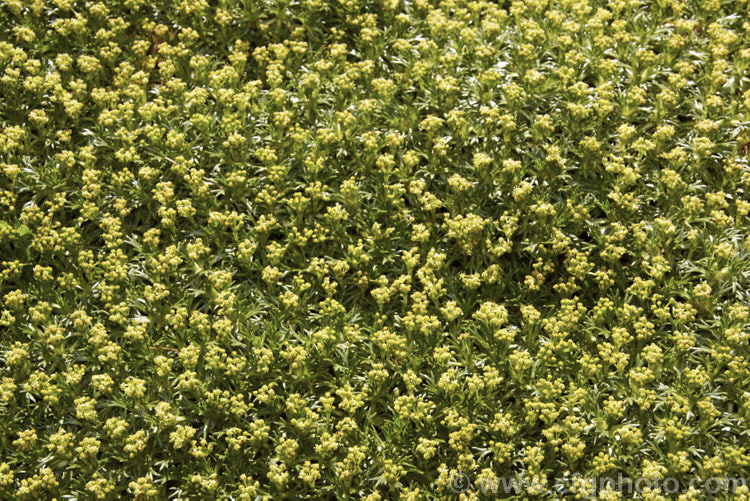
[1,0,750,499]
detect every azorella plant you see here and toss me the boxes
[1,0,750,499]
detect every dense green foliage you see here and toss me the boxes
[2,0,750,498]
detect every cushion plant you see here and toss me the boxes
[1,0,750,499]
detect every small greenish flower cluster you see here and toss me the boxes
[1,0,750,499]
